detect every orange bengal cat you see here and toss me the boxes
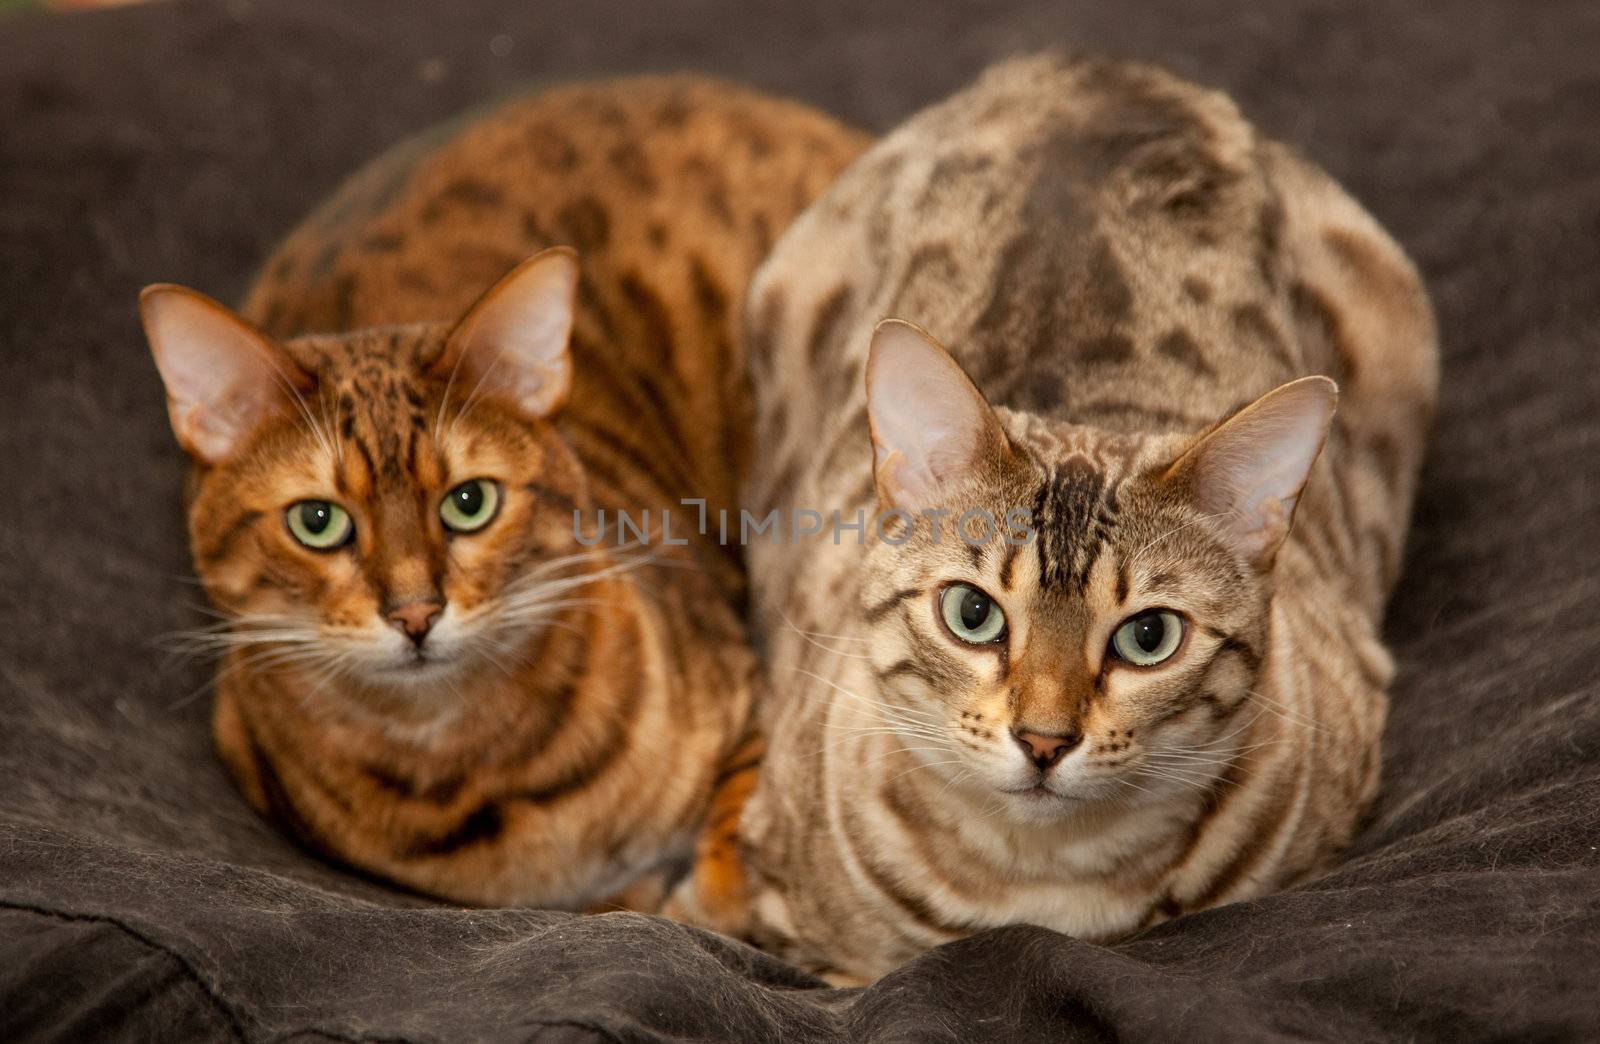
[140,77,867,907]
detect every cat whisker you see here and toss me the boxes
[819,720,949,746]
[865,742,956,760]
[1152,746,1273,771]
[464,634,525,681]
[1112,776,1159,798]
[822,724,945,739]
[780,616,872,643]
[1244,688,1329,736]
[1133,766,1215,793]
[1157,704,1275,755]
[781,612,874,660]
[1126,510,1232,572]
[167,673,220,710]
[158,613,323,658]
[815,693,945,737]
[513,546,613,579]
[255,346,337,464]
[439,339,508,447]
[1142,758,1239,780]
[790,667,946,743]
[319,379,345,464]
[1144,734,1276,760]
[884,757,967,787]
[1138,763,1228,788]
[934,767,977,801]
[856,741,956,769]
[489,546,663,633]
[432,319,474,442]
[164,640,324,710]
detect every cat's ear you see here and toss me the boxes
[431,246,577,419]
[866,319,1010,511]
[139,284,313,465]
[1165,375,1338,570]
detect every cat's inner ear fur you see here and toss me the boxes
[431,246,578,420]
[1166,375,1339,570]
[866,319,1010,511]
[139,284,313,465]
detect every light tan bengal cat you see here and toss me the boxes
[139,77,868,908]
[668,54,1437,982]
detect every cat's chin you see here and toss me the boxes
[986,788,1084,828]
[988,775,1136,824]
[362,652,474,691]
[1000,783,1066,801]
[996,782,1078,814]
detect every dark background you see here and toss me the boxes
[2,0,1598,1040]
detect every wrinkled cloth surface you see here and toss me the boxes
[1,0,1597,1040]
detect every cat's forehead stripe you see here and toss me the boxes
[281,328,451,499]
[1032,452,1125,593]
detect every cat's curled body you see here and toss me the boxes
[699,55,1437,980]
[142,78,867,907]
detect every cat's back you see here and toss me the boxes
[245,76,868,337]
[749,52,1434,607]
[756,51,1432,421]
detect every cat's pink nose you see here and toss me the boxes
[1012,728,1079,771]
[387,601,443,645]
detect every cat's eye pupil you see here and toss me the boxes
[1131,612,1165,653]
[300,502,332,534]
[453,483,483,515]
[959,589,992,631]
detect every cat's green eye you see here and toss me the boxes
[939,583,1007,645]
[440,479,500,533]
[1110,610,1185,667]
[286,500,353,550]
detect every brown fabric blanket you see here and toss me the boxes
[1,0,1597,1039]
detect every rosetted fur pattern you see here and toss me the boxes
[143,77,868,908]
[676,54,1438,981]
